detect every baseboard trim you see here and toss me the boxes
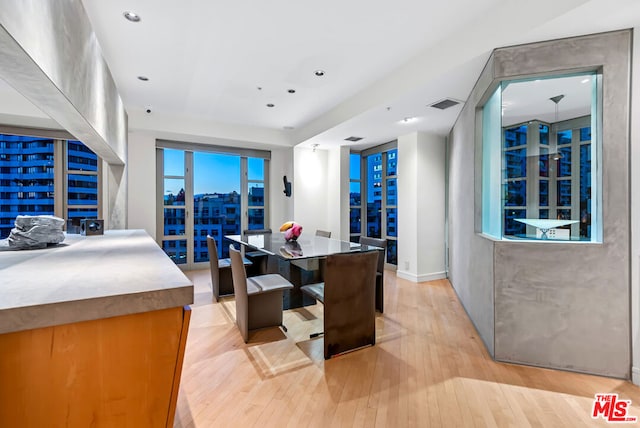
[632,366,640,385]
[396,270,447,283]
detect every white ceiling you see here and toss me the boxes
[1,0,640,151]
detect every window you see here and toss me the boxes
[385,149,398,264]
[481,73,600,241]
[247,157,266,231]
[366,154,383,238]
[157,143,270,267]
[349,153,362,243]
[0,134,100,239]
[162,148,186,266]
[362,143,398,265]
[66,140,99,222]
[193,151,241,262]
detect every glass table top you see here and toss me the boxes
[225,233,381,260]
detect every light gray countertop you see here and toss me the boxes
[0,229,193,334]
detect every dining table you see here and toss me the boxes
[225,232,381,309]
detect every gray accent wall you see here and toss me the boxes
[448,30,631,378]
[0,0,128,229]
[0,0,127,166]
[448,71,497,356]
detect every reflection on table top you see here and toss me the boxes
[225,233,381,260]
[514,218,579,230]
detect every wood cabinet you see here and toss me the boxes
[0,230,193,427]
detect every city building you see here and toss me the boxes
[162,187,264,263]
[0,135,98,238]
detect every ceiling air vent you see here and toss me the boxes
[344,136,363,142]
[430,98,460,110]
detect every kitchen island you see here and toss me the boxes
[0,229,193,427]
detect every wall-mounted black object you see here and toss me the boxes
[81,219,104,236]
[283,175,292,197]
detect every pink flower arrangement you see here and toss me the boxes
[279,221,303,241]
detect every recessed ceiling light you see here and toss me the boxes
[123,11,141,22]
[314,70,325,77]
[287,89,296,94]
[137,76,149,81]
[266,103,275,108]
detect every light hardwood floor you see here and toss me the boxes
[175,269,640,427]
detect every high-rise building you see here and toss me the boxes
[0,135,98,239]
[162,186,265,263]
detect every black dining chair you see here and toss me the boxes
[300,251,378,359]
[359,236,387,313]
[229,244,294,343]
[207,235,253,301]
[315,229,331,238]
[242,228,272,275]
[243,228,272,235]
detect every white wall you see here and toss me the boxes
[397,131,446,282]
[269,147,294,231]
[327,146,350,240]
[398,134,419,277]
[293,147,329,236]
[417,133,446,279]
[127,132,157,238]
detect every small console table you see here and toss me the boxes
[514,218,579,239]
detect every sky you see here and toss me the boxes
[163,149,264,195]
[163,148,385,198]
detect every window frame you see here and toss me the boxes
[64,140,102,222]
[245,157,269,232]
[480,72,602,242]
[349,151,362,242]
[361,140,398,267]
[156,141,271,269]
